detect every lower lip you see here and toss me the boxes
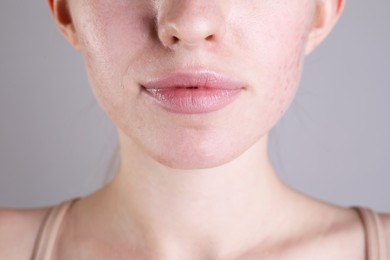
[142,87,242,114]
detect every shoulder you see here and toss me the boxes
[379,212,390,257]
[0,206,51,260]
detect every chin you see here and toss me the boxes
[149,136,253,170]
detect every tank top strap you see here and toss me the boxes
[353,207,388,260]
[31,199,78,260]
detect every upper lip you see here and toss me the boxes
[142,71,245,90]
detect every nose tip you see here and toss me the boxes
[156,2,225,48]
[158,21,218,47]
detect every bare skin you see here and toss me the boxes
[2,136,387,260]
[1,0,390,259]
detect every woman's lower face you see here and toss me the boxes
[68,0,316,169]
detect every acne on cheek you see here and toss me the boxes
[264,2,315,117]
[268,20,310,120]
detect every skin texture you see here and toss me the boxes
[68,0,314,169]
[47,0,368,259]
[5,0,390,259]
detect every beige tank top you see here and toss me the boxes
[31,200,388,260]
[353,207,388,260]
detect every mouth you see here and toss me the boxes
[141,71,245,114]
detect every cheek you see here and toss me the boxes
[71,3,158,126]
[75,1,153,56]
[272,33,306,118]
[240,3,311,125]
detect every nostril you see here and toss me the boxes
[206,35,214,41]
[156,4,225,49]
[172,36,180,44]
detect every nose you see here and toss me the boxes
[156,1,225,49]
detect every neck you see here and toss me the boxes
[73,131,301,259]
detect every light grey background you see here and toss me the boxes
[0,1,389,210]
